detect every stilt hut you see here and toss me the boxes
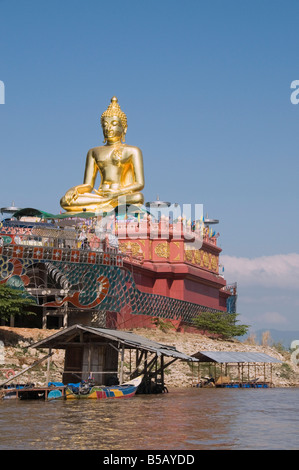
[30,324,198,393]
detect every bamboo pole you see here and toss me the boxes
[0,352,53,387]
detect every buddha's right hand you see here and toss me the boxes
[64,187,79,205]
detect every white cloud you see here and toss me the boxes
[221,253,299,289]
[257,311,288,325]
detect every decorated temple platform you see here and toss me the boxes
[0,205,236,332]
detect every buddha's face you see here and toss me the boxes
[102,116,124,142]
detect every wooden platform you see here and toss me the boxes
[2,385,66,400]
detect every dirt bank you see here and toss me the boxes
[0,326,298,388]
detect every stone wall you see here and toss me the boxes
[0,326,298,388]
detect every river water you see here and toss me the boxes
[0,387,298,450]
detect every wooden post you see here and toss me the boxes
[129,349,132,376]
[130,349,144,379]
[88,343,91,379]
[264,363,266,384]
[191,361,194,387]
[46,348,52,385]
[119,343,125,384]
[270,364,273,387]
[144,351,148,392]
[161,355,164,389]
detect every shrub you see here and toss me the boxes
[193,311,249,340]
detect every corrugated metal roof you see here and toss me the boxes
[87,326,197,361]
[193,351,282,364]
[31,324,198,362]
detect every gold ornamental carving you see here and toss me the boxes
[155,242,170,259]
[194,250,201,265]
[203,251,210,268]
[173,241,181,261]
[119,241,144,258]
[211,255,218,272]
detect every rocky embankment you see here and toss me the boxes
[0,326,298,389]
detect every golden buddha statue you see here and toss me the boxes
[60,96,145,212]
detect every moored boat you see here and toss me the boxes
[48,375,143,400]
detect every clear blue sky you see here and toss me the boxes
[1,0,299,335]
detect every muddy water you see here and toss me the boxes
[0,387,298,450]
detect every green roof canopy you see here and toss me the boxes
[12,204,151,221]
[12,208,57,219]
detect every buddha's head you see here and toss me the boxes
[101,96,127,143]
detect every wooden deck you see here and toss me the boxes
[2,385,66,400]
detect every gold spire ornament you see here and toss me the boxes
[60,96,145,212]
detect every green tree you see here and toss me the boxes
[0,284,36,321]
[193,311,249,339]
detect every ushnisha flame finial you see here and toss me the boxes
[101,96,127,130]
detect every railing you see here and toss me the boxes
[221,282,237,295]
[0,242,123,267]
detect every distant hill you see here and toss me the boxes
[241,329,299,350]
